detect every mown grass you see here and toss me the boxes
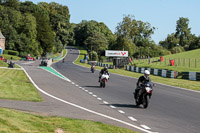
[0,68,42,101]
[131,49,200,72]
[0,108,137,133]
[75,49,200,91]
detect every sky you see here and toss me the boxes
[21,0,200,44]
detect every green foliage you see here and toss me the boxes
[0,1,71,56]
[89,51,98,61]
[74,20,113,50]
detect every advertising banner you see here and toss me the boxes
[105,50,128,57]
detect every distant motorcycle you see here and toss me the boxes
[91,65,95,73]
[100,73,109,88]
[135,82,154,108]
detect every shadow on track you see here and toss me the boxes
[106,104,139,109]
[84,85,101,88]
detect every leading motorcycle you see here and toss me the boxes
[100,73,109,88]
[135,82,154,108]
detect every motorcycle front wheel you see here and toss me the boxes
[102,81,106,88]
[143,95,149,108]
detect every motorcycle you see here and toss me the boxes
[100,73,109,88]
[135,82,154,108]
[91,65,95,73]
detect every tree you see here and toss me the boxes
[159,33,179,50]
[175,17,192,50]
[35,13,55,56]
[115,36,136,56]
[1,0,20,10]
[84,32,108,58]
[115,15,155,56]
[115,15,155,45]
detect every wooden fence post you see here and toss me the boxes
[195,58,197,68]
[189,58,190,68]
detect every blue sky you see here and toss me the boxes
[21,0,200,44]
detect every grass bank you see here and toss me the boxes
[74,49,200,91]
[0,108,137,133]
[132,49,200,72]
[0,68,42,101]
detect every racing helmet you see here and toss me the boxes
[144,70,150,79]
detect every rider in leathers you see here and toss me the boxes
[99,66,109,82]
[134,70,151,99]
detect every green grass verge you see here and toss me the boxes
[0,108,137,133]
[53,49,67,62]
[75,49,200,91]
[0,68,42,102]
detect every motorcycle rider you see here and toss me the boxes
[134,70,151,99]
[99,66,109,82]
[91,62,95,71]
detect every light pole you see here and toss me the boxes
[176,44,179,66]
[139,46,141,59]
[148,47,150,64]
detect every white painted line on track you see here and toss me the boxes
[85,90,88,92]
[141,125,151,130]
[93,95,97,97]
[110,105,116,109]
[128,116,137,122]
[76,85,79,87]
[71,82,75,84]
[22,66,156,133]
[97,98,102,100]
[89,92,93,95]
[118,110,125,114]
[79,87,82,89]
[103,101,109,104]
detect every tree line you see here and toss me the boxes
[0,0,199,59]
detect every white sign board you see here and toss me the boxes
[105,50,128,57]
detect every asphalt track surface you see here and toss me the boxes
[0,48,199,133]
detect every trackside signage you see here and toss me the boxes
[105,50,128,57]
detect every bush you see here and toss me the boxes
[7,50,19,56]
[3,50,8,54]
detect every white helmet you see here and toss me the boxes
[144,70,150,79]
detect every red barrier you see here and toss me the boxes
[170,60,174,66]
[160,56,163,62]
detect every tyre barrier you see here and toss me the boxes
[126,65,177,78]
